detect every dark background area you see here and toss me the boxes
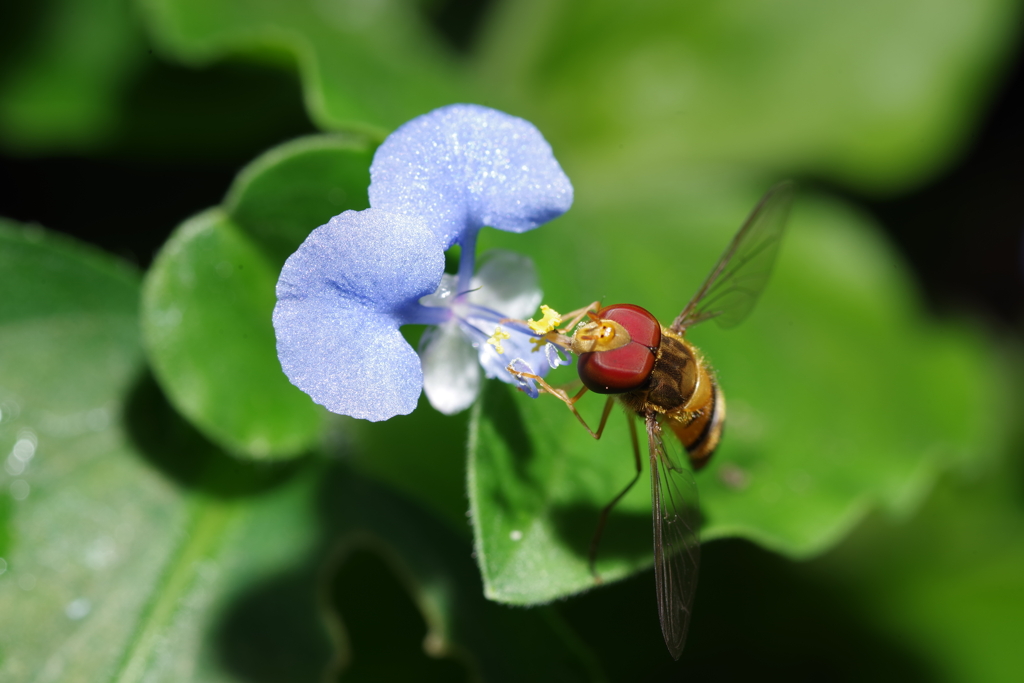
[0,58,319,268]
[853,46,1024,326]
[0,3,1021,327]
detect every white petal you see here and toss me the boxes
[475,324,551,381]
[420,322,482,415]
[470,250,543,320]
[419,273,458,308]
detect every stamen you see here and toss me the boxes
[486,326,511,354]
[457,315,494,341]
[528,305,562,334]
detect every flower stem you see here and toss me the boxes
[456,226,479,295]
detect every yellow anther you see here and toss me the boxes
[527,305,562,335]
[486,326,511,354]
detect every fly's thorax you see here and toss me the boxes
[626,329,710,415]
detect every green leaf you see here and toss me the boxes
[466,182,1006,604]
[0,0,147,152]
[224,132,374,268]
[140,134,379,460]
[141,209,324,460]
[478,0,1022,192]
[0,221,233,680]
[0,221,139,323]
[137,0,475,136]
[107,411,329,683]
[0,220,230,681]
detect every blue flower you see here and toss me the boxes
[273,104,573,421]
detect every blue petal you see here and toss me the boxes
[369,104,574,249]
[276,209,443,314]
[274,299,423,421]
[274,209,444,420]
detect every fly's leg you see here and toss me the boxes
[507,368,614,439]
[553,301,603,332]
[589,412,644,583]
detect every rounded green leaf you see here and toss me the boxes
[0,219,139,323]
[142,209,324,459]
[224,133,374,267]
[141,134,384,459]
[466,182,1006,604]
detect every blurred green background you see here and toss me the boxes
[1,0,1023,681]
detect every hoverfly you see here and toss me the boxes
[507,181,794,659]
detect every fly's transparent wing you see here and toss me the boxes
[670,181,794,334]
[647,411,701,660]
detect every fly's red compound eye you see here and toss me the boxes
[578,304,661,394]
[599,304,661,347]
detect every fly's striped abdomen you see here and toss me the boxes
[667,380,725,470]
